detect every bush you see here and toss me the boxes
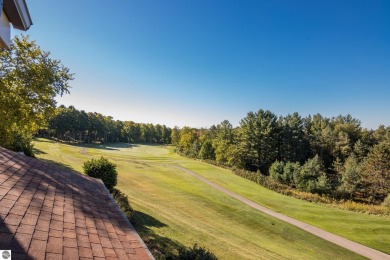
[111,188,134,220]
[296,155,326,193]
[269,161,284,183]
[178,244,217,260]
[83,157,117,191]
[382,195,390,209]
[283,161,300,186]
[0,129,35,157]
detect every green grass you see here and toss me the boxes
[176,161,390,254]
[33,139,382,259]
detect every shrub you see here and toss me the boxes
[1,129,35,157]
[178,244,217,260]
[315,173,332,195]
[337,154,362,199]
[269,161,284,183]
[111,188,134,220]
[296,155,326,193]
[83,157,117,191]
[283,161,300,186]
[382,195,390,209]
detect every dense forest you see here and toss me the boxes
[45,105,172,144]
[173,110,390,204]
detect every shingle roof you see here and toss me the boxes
[0,146,153,260]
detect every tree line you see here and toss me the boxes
[0,36,172,154]
[46,105,172,144]
[173,110,390,203]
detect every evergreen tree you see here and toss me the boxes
[238,110,278,173]
[305,114,334,170]
[334,131,352,161]
[283,161,301,186]
[213,120,235,164]
[337,154,362,199]
[361,142,390,201]
[280,112,309,163]
[353,140,370,162]
[295,155,327,193]
[199,140,215,160]
[333,114,362,145]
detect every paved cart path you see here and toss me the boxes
[174,166,390,260]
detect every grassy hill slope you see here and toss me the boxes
[33,139,386,259]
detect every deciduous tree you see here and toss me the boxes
[0,36,72,154]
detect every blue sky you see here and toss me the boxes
[20,0,390,128]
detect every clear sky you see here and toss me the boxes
[20,0,390,129]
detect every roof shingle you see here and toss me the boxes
[0,147,153,259]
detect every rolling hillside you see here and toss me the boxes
[34,139,389,259]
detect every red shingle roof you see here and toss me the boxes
[0,147,153,259]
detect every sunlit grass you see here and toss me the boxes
[32,138,378,259]
[176,160,390,254]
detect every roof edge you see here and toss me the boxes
[99,180,155,260]
[3,0,32,31]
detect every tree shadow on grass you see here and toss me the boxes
[60,142,120,151]
[132,211,184,260]
[38,158,80,174]
[88,143,139,151]
[33,138,55,143]
[59,140,139,151]
[32,147,47,155]
[134,211,167,228]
